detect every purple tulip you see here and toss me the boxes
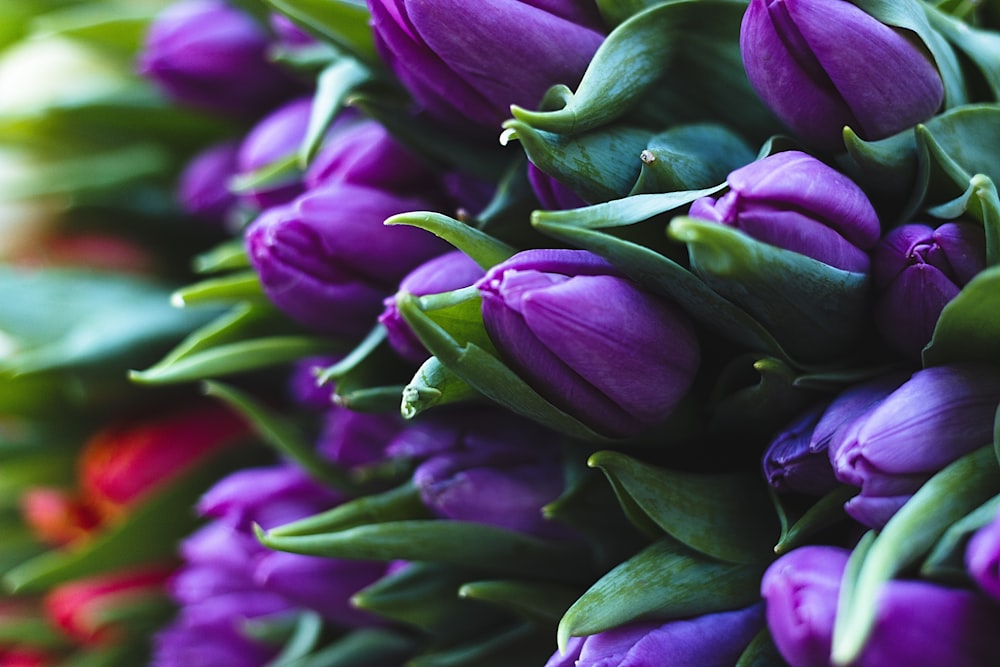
[762,403,839,495]
[177,140,240,223]
[688,151,880,273]
[527,162,588,211]
[367,0,605,129]
[379,250,486,362]
[245,182,449,338]
[138,0,300,117]
[762,545,1000,667]
[873,222,987,359]
[287,355,340,410]
[477,248,699,438]
[808,374,907,458]
[235,97,313,209]
[828,364,1000,528]
[966,507,1000,601]
[153,464,388,665]
[740,0,944,151]
[545,604,764,667]
[316,406,409,469]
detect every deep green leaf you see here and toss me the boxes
[926,3,1000,99]
[631,123,754,195]
[407,623,551,667]
[457,579,581,625]
[709,356,815,439]
[557,538,766,651]
[921,493,1000,582]
[773,486,856,556]
[267,483,432,537]
[736,628,790,667]
[269,612,324,667]
[925,173,1000,267]
[924,265,1000,365]
[588,450,779,563]
[275,628,415,667]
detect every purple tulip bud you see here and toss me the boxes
[245,182,449,338]
[316,406,409,468]
[177,140,240,223]
[287,355,340,409]
[873,222,987,359]
[809,373,907,457]
[235,97,313,209]
[688,151,879,273]
[966,507,1000,601]
[828,364,1000,528]
[762,403,839,495]
[368,0,605,129]
[379,250,486,362]
[527,162,588,210]
[762,545,1000,667]
[545,604,764,667]
[305,117,437,193]
[138,0,300,117]
[269,13,315,48]
[740,0,944,151]
[477,249,700,438]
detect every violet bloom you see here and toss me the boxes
[762,545,1000,667]
[528,162,588,210]
[245,182,448,338]
[688,151,880,273]
[545,604,764,667]
[177,140,240,223]
[287,355,340,410]
[153,465,387,666]
[316,406,409,469]
[873,222,987,359]
[235,97,313,210]
[740,0,944,151]
[379,250,486,362]
[762,403,839,496]
[138,0,300,117]
[477,249,700,438]
[829,364,1000,528]
[368,0,605,129]
[966,507,1000,601]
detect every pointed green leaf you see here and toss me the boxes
[921,493,1000,582]
[736,628,789,667]
[269,612,324,667]
[228,153,300,195]
[925,173,1000,267]
[532,185,726,230]
[832,445,1000,665]
[385,212,516,270]
[265,0,376,63]
[407,623,551,667]
[395,293,610,440]
[258,520,591,582]
[170,270,264,306]
[668,216,869,362]
[501,120,652,202]
[458,580,580,625]
[923,265,1000,366]
[275,628,415,667]
[202,380,360,493]
[299,58,372,166]
[588,450,780,563]
[709,356,813,440]
[631,123,754,195]
[925,3,1000,100]
[268,483,431,537]
[773,486,856,556]
[401,355,480,420]
[192,239,250,274]
[558,538,766,650]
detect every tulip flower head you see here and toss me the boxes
[689,151,880,273]
[872,222,987,359]
[740,0,944,151]
[762,403,839,495]
[177,140,241,224]
[966,507,1000,601]
[477,249,700,438]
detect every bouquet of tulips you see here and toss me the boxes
[3,0,1000,665]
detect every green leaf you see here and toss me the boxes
[500,120,652,202]
[668,217,869,363]
[925,173,1000,267]
[773,486,856,556]
[530,219,793,364]
[457,580,581,625]
[737,628,790,667]
[400,355,481,420]
[532,184,726,230]
[509,0,777,142]
[923,265,1000,365]
[192,239,250,274]
[407,623,551,667]
[395,294,611,441]
[709,356,814,440]
[257,520,592,582]
[299,57,372,166]
[926,3,1000,100]
[385,212,516,270]
[202,381,360,494]
[631,123,755,195]
[921,493,1000,582]
[274,628,415,667]
[597,0,671,26]
[228,153,300,195]
[267,483,431,537]
[588,450,780,563]
[269,612,324,667]
[831,445,1000,665]
[313,325,412,412]
[557,538,766,651]
[171,270,264,306]
[265,0,376,63]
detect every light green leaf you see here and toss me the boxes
[400,356,480,420]
[385,212,516,270]
[267,483,431,538]
[923,265,1000,365]
[265,0,376,63]
[171,270,264,306]
[299,58,372,166]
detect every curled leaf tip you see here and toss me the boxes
[499,126,519,146]
[170,292,186,308]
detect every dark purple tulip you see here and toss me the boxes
[688,151,879,273]
[762,545,1000,667]
[368,0,605,129]
[235,97,313,209]
[477,249,700,438]
[808,373,907,458]
[828,364,1000,528]
[177,140,240,223]
[287,355,340,410]
[762,403,839,495]
[545,604,764,667]
[527,162,588,211]
[966,508,1000,601]
[138,0,300,117]
[873,222,987,359]
[740,0,944,151]
[316,406,408,468]
[245,182,449,338]
[379,250,486,362]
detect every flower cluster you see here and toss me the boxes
[3,0,1000,665]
